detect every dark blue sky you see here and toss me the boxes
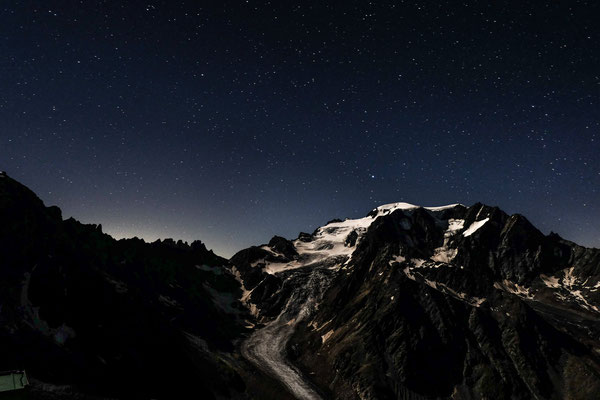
[1,1,598,256]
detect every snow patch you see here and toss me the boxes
[402,265,485,307]
[321,329,334,344]
[508,268,600,314]
[412,258,427,268]
[425,279,485,307]
[403,266,417,281]
[375,202,461,215]
[447,218,466,232]
[259,245,281,255]
[494,280,534,300]
[388,255,406,266]
[563,267,577,287]
[558,267,600,313]
[541,274,561,289]
[251,258,266,268]
[431,218,465,263]
[431,248,458,264]
[463,218,490,237]
[231,266,261,317]
[309,318,332,331]
[570,290,599,312]
[471,297,486,307]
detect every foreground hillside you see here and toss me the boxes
[0,172,256,399]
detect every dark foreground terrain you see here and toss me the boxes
[1,172,599,399]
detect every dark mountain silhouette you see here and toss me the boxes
[1,172,599,399]
[0,172,253,399]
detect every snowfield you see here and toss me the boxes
[263,202,463,274]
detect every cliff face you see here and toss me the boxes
[232,202,600,399]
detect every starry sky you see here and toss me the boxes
[1,1,599,257]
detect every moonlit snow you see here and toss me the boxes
[263,202,462,274]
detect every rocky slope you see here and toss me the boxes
[2,172,599,399]
[231,202,600,399]
[0,172,257,399]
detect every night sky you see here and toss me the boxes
[1,1,599,257]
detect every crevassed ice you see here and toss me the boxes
[264,202,462,274]
[264,215,374,273]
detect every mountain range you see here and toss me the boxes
[1,171,599,399]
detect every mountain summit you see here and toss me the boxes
[231,201,600,399]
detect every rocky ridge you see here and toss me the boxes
[1,171,599,399]
[0,172,253,399]
[231,202,600,399]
